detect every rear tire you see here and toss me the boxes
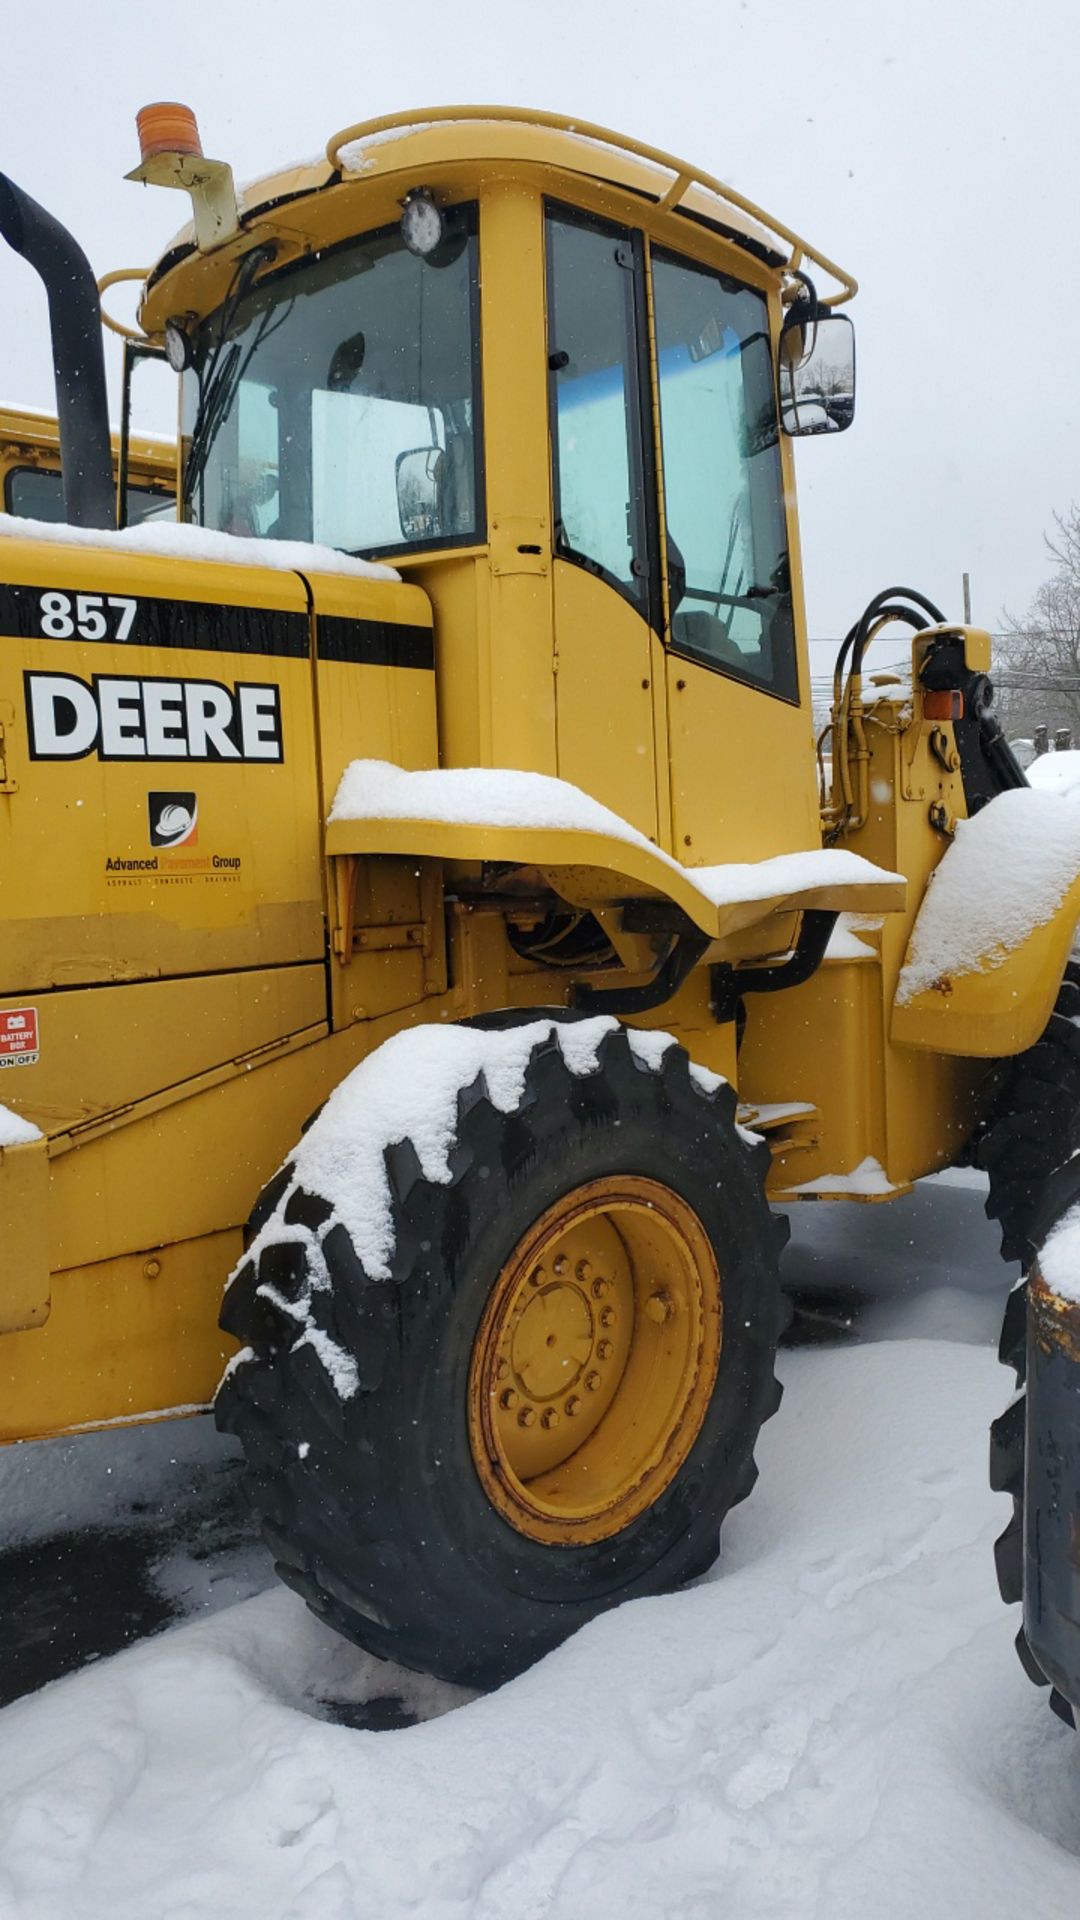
[981,962,1080,1273]
[984,963,1080,1727]
[216,1020,786,1688]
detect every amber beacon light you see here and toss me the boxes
[126,101,238,252]
[135,102,205,164]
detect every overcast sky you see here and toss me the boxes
[1,0,1076,650]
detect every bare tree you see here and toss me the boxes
[994,506,1080,742]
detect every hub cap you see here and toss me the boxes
[468,1176,722,1544]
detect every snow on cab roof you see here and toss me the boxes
[146,109,799,288]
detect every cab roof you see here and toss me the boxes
[138,106,856,333]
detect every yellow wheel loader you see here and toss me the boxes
[1,104,1077,1694]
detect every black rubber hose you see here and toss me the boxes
[833,588,945,694]
[0,172,114,529]
[849,586,947,679]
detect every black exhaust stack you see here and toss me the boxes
[0,173,115,529]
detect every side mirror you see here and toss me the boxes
[780,311,856,437]
[395,445,443,541]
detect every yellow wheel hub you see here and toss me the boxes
[468,1176,722,1544]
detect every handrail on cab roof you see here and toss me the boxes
[325,104,858,309]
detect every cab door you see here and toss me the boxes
[546,207,659,841]
[650,247,820,866]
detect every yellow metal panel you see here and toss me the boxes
[740,955,884,1188]
[304,569,437,807]
[0,1139,49,1333]
[0,1229,238,1441]
[553,562,658,842]
[476,184,557,777]
[397,555,486,768]
[43,1020,377,1276]
[1,965,325,1135]
[0,540,322,989]
[664,656,821,865]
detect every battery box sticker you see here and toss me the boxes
[0,1007,39,1069]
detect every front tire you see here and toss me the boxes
[217,1019,786,1688]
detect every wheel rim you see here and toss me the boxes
[468,1176,722,1544]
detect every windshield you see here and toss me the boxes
[181,204,482,556]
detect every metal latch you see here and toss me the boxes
[0,713,17,794]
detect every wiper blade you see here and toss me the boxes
[185,341,241,502]
[184,243,277,508]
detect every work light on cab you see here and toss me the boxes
[400,187,444,257]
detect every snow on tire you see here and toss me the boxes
[215,1015,786,1688]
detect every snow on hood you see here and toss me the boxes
[896,787,1080,1003]
[0,514,400,583]
[330,760,903,909]
[0,1104,40,1148]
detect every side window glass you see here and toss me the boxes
[653,249,797,702]
[5,466,67,522]
[546,209,650,613]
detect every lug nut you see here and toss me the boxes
[500,1387,519,1410]
[591,1277,610,1299]
[528,1265,545,1288]
[575,1258,593,1282]
[541,1407,560,1430]
[597,1340,613,1360]
[599,1307,615,1328]
[645,1289,674,1325]
[585,1371,601,1392]
[565,1394,582,1417]
[496,1358,510,1380]
[518,1405,537,1428]
[553,1255,569,1275]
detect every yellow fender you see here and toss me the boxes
[891,788,1080,1058]
[326,761,906,946]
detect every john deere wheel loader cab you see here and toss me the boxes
[2,104,1078,1693]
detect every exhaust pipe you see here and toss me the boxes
[0,173,115,529]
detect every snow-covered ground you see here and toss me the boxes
[1,1175,1078,1918]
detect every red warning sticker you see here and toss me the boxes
[0,1007,39,1069]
